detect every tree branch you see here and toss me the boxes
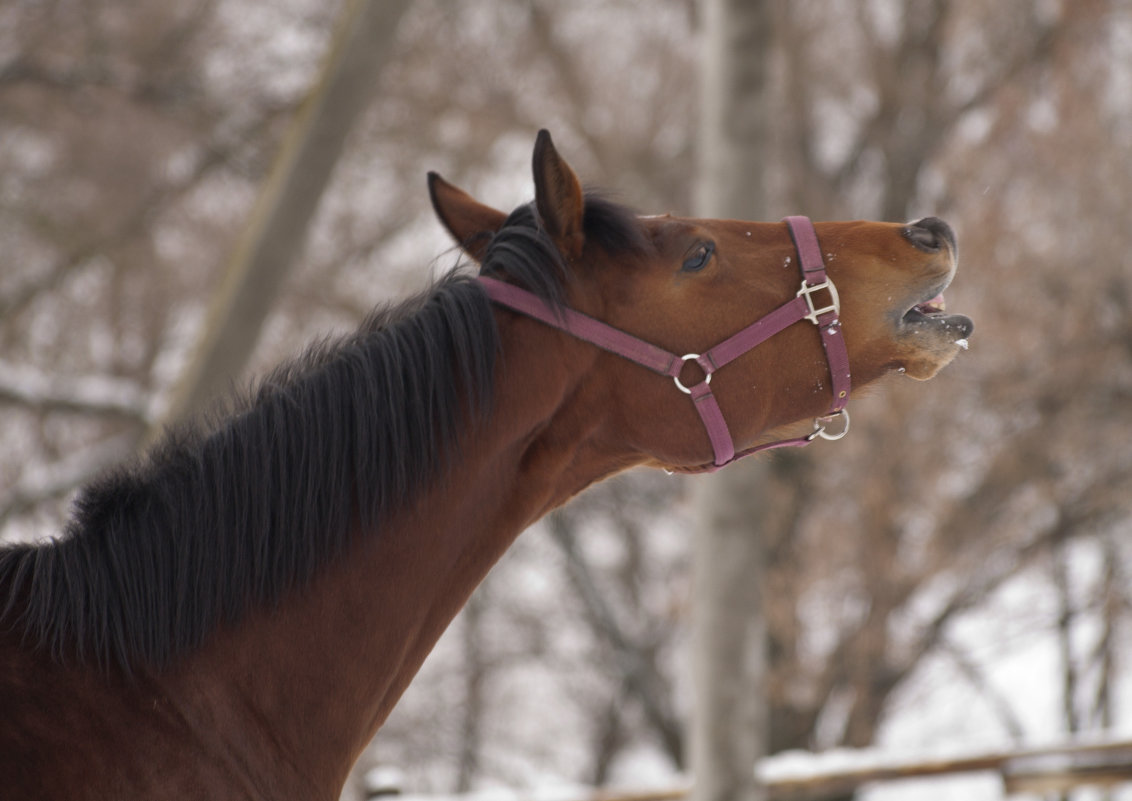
[547,509,685,769]
[0,360,149,421]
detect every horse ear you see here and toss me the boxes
[428,172,508,262]
[532,129,585,260]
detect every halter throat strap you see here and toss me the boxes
[477,215,851,473]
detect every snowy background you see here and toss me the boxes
[3,1,1132,799]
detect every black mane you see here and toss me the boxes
[0,191,648,673]
[480,192,649,307]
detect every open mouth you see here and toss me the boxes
[900,290,974,343]
[902,292,947,324]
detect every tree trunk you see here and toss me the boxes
[456,592,487,793]
[690,463,771,801]
[152,0,414,436]
[690,3,773,801]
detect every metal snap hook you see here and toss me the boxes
[810,408,850,441]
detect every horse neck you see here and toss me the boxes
[163,311,618,796]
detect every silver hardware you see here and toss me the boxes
[673,353,712,394]
[809,408,850,441]
[797,278,840,325]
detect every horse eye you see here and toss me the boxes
[682,242,714,273]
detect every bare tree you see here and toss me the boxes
[760,2,1130,768]
[5,1,1132,796]
[689,3,775,801]
[155,0,414,431]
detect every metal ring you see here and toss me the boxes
[811,408,850,441]
[673,353,711,395]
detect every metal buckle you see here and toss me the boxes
[808,408,850,441]
[797,278,840,325]
[673,353,712,394]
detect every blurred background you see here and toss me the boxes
[2,0,1131,799]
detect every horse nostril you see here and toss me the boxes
[904,217,957,254]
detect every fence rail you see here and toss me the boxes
[588,737,1132,801]
[367,736,1132,800]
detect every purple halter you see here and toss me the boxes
[478,216,851,473]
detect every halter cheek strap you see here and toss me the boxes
[477,216,851,473]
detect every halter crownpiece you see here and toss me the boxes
[478,216,852,473]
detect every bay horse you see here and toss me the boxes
[0,131,972,800]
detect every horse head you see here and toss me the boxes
[429,130,972,471]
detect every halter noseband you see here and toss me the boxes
[477,215,851,473]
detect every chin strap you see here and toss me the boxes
[478,216,851,473]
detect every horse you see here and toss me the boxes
[0,130,972,800]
